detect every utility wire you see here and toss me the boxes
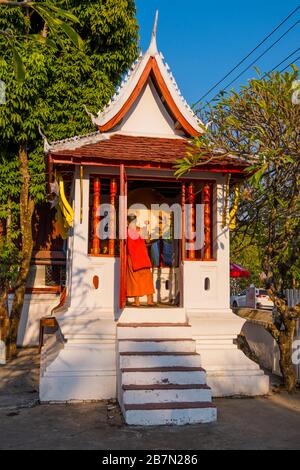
[195,5,300,105]
[201,18,300,110]
[219,20,300,90]
[280,55,300,72]
[262,46,300,77]
[196,49,300,115]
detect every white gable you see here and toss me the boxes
[91,13,203,136]
[118,78,185,138]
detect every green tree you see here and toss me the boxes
[231,234,262,290]
[175,68,300,391]
[0,0,138,357]
[0,0,84,79]
[0,151,20,341]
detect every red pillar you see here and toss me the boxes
[92,177,101,255]
[203,183,213,260]
[119,164,127,310]
[158,212,164,267]
[109,178,117,256]
[181,183,186,261]
[188,182,195,260]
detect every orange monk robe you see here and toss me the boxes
[127,228,155,298]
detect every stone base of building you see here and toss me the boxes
[40,307,269,405]
[39,310,117,402]
[189,308,270,397]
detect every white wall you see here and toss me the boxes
[8,293,60,347]
[118,78,185,138]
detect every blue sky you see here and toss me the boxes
[136,0,300,106]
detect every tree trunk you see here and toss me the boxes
[6,145,35,359]
[264,281,298,393]
[0,284,9,342]
[0,219,9,341]
[278,323,297,393]
[0,286,8,319]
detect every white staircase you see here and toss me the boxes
[117,308,217,426]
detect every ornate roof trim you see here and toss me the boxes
[92,11,203,136]
[46,131,110,154]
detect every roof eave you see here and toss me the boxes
[94,55,202,137]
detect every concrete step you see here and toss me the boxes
[117,324,192,340]
[120,352,202,368]
[118,339,196,353]
[124,402,217,425]
[121,366,207,386]
[207,368,266,376]
[123,384,212,404]
[117,320,216,425]
[119,308,186,324]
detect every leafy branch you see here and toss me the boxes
[0,1,84,80]
[176,67,300,391]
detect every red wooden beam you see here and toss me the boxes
[188,182,195,260]
[109,178,118,256]
[181,183,186,262]
[92,177,101,255]
[151,59,199,137]
[203,183,213,260]
[119,165,128,310]
[49,155,248,175]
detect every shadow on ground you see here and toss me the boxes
[0,348,40,410]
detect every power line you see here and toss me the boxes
[197,49,300,114]
[280,55,300,72]
[261,47,300,80]
[266,46,300,74]
[201,18,300,109]
[195,5,300,105]
[220,20,299,89]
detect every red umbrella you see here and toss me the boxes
[230,262,250,278]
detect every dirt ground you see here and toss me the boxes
[0,348,299,450]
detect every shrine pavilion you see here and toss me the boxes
[38,13,269,425]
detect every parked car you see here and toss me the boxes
[231,287,273,310]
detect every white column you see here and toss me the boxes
[69,168,90,310]
[214,179,230,310]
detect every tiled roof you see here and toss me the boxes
[49,134,249,171]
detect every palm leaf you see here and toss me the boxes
[9,40,25,81]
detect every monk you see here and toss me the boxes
[127,214,155,307]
